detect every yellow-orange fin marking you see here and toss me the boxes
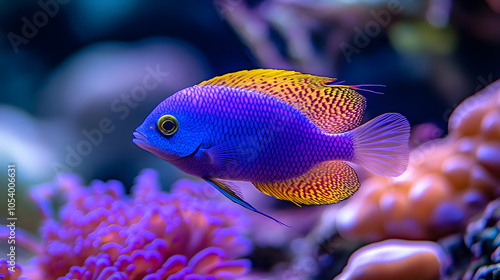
[252,161,360,205]
[197,69,367,133]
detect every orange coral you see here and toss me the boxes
[334,239,446,280]
[336,80,500,241]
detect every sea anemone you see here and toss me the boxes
[4,169,252,280]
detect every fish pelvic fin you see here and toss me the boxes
[350,113,410,177]
[197,69,367,133]
[252,161,360,205]
[203,177,290,227]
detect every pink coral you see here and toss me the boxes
[336,80,500,241]
[21,169,251,279]
[0,259,25,280]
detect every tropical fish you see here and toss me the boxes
[133,69,410,225]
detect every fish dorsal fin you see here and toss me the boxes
[197,69,367,133]
[252,161,360,205]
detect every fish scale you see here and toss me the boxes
[134,69,410,224]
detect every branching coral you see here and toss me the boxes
[0,259,26,280]
[336,80,500,242]
[4,169,251,280]
[214,0,451,77]
[445,199,500,280]
[334,239,446,280]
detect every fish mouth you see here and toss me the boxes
[133,130,202,161]
[133,131,153,150]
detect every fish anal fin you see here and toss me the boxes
[197,69,367,133]
[252,161,360,205]
[203,178,289,227]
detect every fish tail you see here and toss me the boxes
[350,113,410,177]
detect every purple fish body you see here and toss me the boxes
[133,69,410,224]
[155,85,353,182]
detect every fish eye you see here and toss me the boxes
[157,115,178,137]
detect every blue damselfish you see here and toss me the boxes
[133,69,410,224]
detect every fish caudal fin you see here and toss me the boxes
[351,113,410,177]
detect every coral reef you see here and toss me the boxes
[3,169,251,280]
[463,199,500,279]
[333,239,446,280]
[336,80,500,242]
[214,0,435,75]
[442,198,500,280]
[0,259,25,280]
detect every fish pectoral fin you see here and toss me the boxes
[205,137,263,171]
[203,178,289,227]
[205,139,245,167]
[252,161,360,205]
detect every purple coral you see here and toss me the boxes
[25,169,251,279]
[458,199,500,279]
[0,259,25,280]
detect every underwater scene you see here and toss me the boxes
[1,0,499,279]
